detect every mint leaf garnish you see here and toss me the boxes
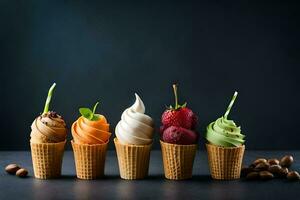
[79,108,93,120]
[79,102,100,121]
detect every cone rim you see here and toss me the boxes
[114,137,152,147]
[206,143,245,150]
[160,140,197,147]
[71,139,109,147]
[30,140,66,145]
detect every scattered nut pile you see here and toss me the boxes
[242,155,300,181]
[5,164,28,178]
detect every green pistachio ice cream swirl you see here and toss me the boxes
[204,92,245,147]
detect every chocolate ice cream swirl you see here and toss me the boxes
[30,111,67,143]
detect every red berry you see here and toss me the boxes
[161,84,198,131]
[180,107,198,129]
[161,109,184,128]
[162,126,198,145]
[161,107,198,130]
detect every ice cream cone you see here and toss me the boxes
[160,140,197,180]
[114,138,152,180]
[30,140,66,179]
[71,140,108,180]
[206,143,245,180]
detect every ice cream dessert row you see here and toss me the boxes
[30,84,246,150]
[30,85,246,149]
[29,82,246,181]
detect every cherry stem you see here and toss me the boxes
[173,84,179,109]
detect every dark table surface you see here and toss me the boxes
[0,150,299,200]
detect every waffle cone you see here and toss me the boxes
[30,140,66,179]
[114,138,152,180]
[71,140,108,179]
[160,140,197,180]
[206,143,245,180]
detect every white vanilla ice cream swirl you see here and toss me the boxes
[115,93,154,145]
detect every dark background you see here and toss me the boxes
[0,0,299,150]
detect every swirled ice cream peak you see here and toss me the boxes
[204,91,245,147]
[115,93,154,145]
[131,93,145,113]
[31,111,67,143]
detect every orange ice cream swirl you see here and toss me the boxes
[72,116,111,144]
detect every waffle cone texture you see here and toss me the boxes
[30,140,66,179]
[71,140,108,180]
[160,140,197,180]
[206,143,245,180]
[114,138,152,180]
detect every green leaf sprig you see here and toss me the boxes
[43,83,56,114]
[79,102,100,121]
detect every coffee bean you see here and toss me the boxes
[241,166,254,177]
[5,164,20,175]
[255,162,270,171]
[253,158,267,166]
[268,159,280,166]
[287,171,300,181]
[246,172,260,180]
[16,168,28,178]
[280,155,293,168]
[268,165,282,174]
[278,167,289,177]
[259,171,274,180]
